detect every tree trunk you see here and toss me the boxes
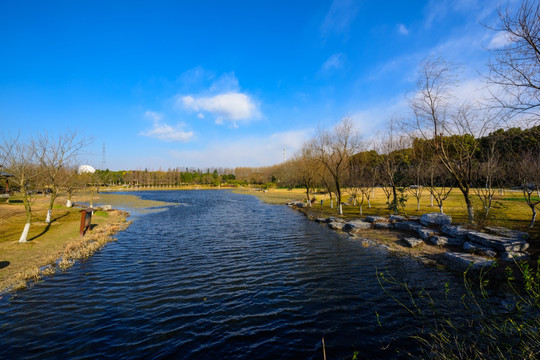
[439,204,443,213]
[430,194,433,207]
[66,190,73,207]
[416,197,420,211]
[19,176,32,242]
[20,200,32,242]
[359,204,363,215]
[529,205,537,228]
[19,222,31,243]
[464,193,474,223]
[392,185,398,214]
[467,206,474,223]
[45,188,57,223]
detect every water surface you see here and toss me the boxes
[0,190,462,359]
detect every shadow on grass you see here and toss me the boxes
[28,212,70,241]
[0,261,9,269]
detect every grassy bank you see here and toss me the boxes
[0,193,131,295]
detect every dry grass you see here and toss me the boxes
[0,193,131,295]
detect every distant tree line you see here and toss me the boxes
[94,168,239,188]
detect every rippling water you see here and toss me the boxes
[0,190,464,359]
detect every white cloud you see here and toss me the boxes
[140,115,194,142]
[144,110,163,121]
[397,23,409,35]
[169,129,314,168]
[180,92,261,126]
[488,31,513,49]
[320,0,359,37]
[209,72,240,93]
[321,53,345,73]
[424,0,498,28]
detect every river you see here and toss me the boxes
[0,190,464,359]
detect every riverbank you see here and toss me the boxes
[232,187,539,274]
[0,194,132,295]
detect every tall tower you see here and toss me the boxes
[283,147,287,162]
[101,143,106,170]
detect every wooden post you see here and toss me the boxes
[79,207,96,237]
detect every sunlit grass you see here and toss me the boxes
[0,193,130,294]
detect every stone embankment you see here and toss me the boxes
[287,201,530,272]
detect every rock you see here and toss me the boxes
[441,225,470,241]
[442,252,496,272]
[429,235,448,246]
[288,201,306,208]
[463,242,497,257]
[374,222,394,229]
[327,217,344,223]
[365,215,388,223]
[343,220,372,233]
[407,216,420,222]
[100,204,112,211]
[429,235,462,247]
[420,213,452,226]
[403,237,423,247]
[328,222,346,231]
[394,221,423,231]
[484,226,530,241]
[389,215,407,223]
[501,251,530,262]
[314,217,327,223]
[416,227,436,240]
[467,231,529,252]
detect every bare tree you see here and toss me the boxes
[517,151,540,227]
[407,139,428,211]
[378,119,410,214]
[313,118,362,215]
[346,160,362,212]
[61,166,86,207]
[472,136,501,219]
[318,165,336,209]
[486,0,540,121]
[36,131,91,223]
[427,159,454,214]
[407,56,495,223]
[1,135,42,242]
[349,150,379,215]
[294,141,320,207]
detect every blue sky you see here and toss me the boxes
[0,0,514,170]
